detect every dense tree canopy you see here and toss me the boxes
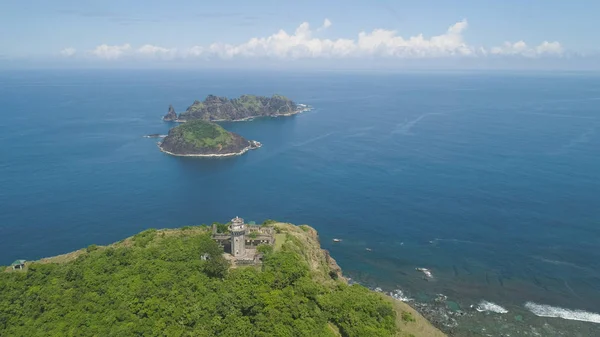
[0,228,397,337]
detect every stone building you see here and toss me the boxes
[212,216,275,264]
[10,260,26,270]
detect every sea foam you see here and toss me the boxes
[475,300,508,314]
[525,302,600,324]
[389,289,413,302]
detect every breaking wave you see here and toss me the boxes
[389,289,413,302]
[475,300,508,314]
[525,302,600,324]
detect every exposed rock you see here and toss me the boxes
[163,104,178,121]
[324,249,345,281]
[144,134,166,138]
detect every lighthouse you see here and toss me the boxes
[229,216,246,258]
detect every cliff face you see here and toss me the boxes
[163,104,178,121]
[178,94,298,121]
[277,223,347,282]
[159,120,252,156]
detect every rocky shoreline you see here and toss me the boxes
[169,105,311,123]
[158,140,261,158]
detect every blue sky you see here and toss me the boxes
[2,0,599,69]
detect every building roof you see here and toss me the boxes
[248,221,256,225]
[10,260,26,266]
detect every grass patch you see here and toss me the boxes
[380,294,447,337]
[262,219,278,226]
[86,244,98,253]
[401,311,416,323]
[274,233,286,251]
[327,322,342,336]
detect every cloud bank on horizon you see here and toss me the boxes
[62,19,564,60]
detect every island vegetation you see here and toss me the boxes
[158,120,261,157]
[0,222,444,337]
[166,94,304,122]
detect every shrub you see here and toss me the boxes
[257,244,273,255]
[317,284,397,337]
[401,311,416,323]
[262,219,277,226]
[214,222,229,233]
[132,229,157,248]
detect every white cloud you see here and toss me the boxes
[138,44,169,54]
[137,44,177,58]
[356,20,474,57]
[60,47,76,57]
[491,40,563,57]
[91,43,132,59]
[318,18,332,31]
[186,19,477,59]
[491,41,529,56]
[536,41,563,55]
[85,19,566,61]
[89,43,177,59]
[185,46,205,57]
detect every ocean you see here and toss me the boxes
[1,69,599,336]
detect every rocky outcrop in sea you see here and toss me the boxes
[163,104,178,121]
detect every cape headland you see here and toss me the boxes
[158,119,261,157]
[164,94,310,122]
[1,220,445,337]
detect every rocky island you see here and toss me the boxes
[164,94,309,122]
[158,119,261,157]
[162,104,178,121]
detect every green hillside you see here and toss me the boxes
[172,120,233,148]
[0,224,400,337]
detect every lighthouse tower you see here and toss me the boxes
[229,216,246,258]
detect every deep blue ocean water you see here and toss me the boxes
[1,70,599,335]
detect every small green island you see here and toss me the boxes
[158,120,261,157]
[164,94,310,122]
[0,219,445,337]
[157,94,310,157]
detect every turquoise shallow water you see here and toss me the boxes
[1,70,599,335]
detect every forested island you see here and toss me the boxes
[159,120,261,157]
[164,94,308,122]
[0,222,444,337]
[155,94,310,157]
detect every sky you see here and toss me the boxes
[2,0,599,69]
